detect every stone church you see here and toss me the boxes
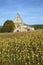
[13,13,34,32]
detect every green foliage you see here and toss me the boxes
[0,26,2,32]
[31,24,43,30]
[0,30,43,65]
[1,20,15,32]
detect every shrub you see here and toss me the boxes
[1,20,15,32]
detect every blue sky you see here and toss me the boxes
[0,0,43,25]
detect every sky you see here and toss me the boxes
[0,0,43,25]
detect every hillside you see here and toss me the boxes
[0,30,43,65]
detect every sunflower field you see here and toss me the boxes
[0,30,43,65]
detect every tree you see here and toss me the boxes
[0,26,2,32]
[1,20,15,32]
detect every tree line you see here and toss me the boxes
[32,25,43,30]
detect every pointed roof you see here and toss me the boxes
[13,13,23,24]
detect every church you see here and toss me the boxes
[13,13,34,32]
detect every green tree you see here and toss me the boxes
[1,20,15,32]
[0,26,2,32]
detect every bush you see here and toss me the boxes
[0,26,2,32]
[1,20,15,32]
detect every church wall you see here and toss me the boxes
[13,13,34,32]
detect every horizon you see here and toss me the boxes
[0,0,43,25]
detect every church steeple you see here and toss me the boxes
[13,13,23,24]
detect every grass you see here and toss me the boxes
[0,30,43,65]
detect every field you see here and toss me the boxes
[0,30,43,65]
